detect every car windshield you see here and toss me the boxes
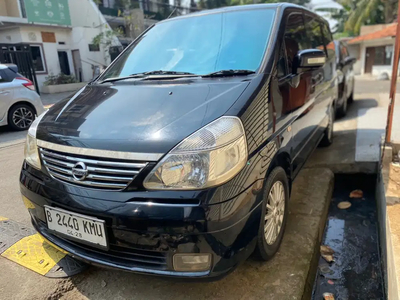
[99,8,276,80]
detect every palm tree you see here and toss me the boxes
[342,0,397,35]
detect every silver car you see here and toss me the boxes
[0,64,45,131]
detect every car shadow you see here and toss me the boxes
[335,98,379,122]
[0,126,27,147]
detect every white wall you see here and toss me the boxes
[0,27,21,43]
[17,26,75,87]
[359,38,395,75]
[0,0,121,90]
[69,0,104,28]
[372,65,393,77]
[68,0,121,80]
[70,27,110,82]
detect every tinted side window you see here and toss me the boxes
[0,69,16,82]
[321,23,335,60]
[2,68,17,82]
[303,15,325,52]
[284,13,306,72]
[0,70,6,83]
[277,41,288,78]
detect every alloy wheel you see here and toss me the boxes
[264,181,286,245]
[12,107,34,129]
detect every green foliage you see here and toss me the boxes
[44,73,78,85]
[199,0,309,9]
[334,0,398,35]
[333,31,352,39]
[344,0,384,34]
[92,28,123,51]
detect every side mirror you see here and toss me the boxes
[294,49,326,73]
[344,56,357,65]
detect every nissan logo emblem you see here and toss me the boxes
[71,162,88,181]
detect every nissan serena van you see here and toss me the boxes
[20,3,337,278]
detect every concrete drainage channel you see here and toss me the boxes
[312,174,385,299]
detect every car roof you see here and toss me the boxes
[159,3,305,23]
[0,63,18,71]
[158,3,328,28]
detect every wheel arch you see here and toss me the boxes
[7,101,37,128]
[265,150,292,194]
[8,101,38,117]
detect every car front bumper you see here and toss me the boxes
[20,162,264,278]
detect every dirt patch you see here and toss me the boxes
[387,163,400,203]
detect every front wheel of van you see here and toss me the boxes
[254,167,289,261]
[320,105,334,147]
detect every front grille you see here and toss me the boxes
[39,147,148,190]
[59,236,168,270]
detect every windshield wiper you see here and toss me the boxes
[202,69,256,77]
[142,70,197,76]
[99,70,198,84]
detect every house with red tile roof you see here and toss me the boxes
[347,23,397,77]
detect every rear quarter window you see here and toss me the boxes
[0,70,6,83]
[1,68,18,82]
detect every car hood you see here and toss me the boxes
[37,78,250,156]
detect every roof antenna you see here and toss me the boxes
[167,7,178,19]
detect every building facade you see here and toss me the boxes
[348,23,397,77]
[0,0,121,91]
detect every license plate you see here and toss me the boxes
[44,206,107,248]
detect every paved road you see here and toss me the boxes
[354,77,400,94]
[0,91,71,148]
[0,81,393,299]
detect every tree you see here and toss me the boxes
[198,0,229,9]
[201,0,309,8]
[340,0,397,35]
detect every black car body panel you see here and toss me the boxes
[20,3,337,278]
[335,40,355,110]
[37,79,251,154]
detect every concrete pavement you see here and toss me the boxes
[306,80,399,173]
[0,91,72,149]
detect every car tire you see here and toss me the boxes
[8,104,36,131]
[348,90,354,104]
[348,78,355,103]
[254,166,289,261]
[320,104,335,147]
[336,87,348,118]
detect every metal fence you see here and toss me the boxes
[0,43,39,94]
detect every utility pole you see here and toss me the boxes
[386,0,400,143]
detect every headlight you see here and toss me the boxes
[24,111,47,170]
[143,116,248,190]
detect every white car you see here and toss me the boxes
[0,64,45,131]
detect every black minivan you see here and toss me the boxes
[20,3,337,278]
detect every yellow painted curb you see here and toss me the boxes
[2,233,66,275]
[0,217,8,221]
[22,196,35,209]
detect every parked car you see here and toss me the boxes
[20,4,337,279]
[335,40,356,117]
[0,64,45,131]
